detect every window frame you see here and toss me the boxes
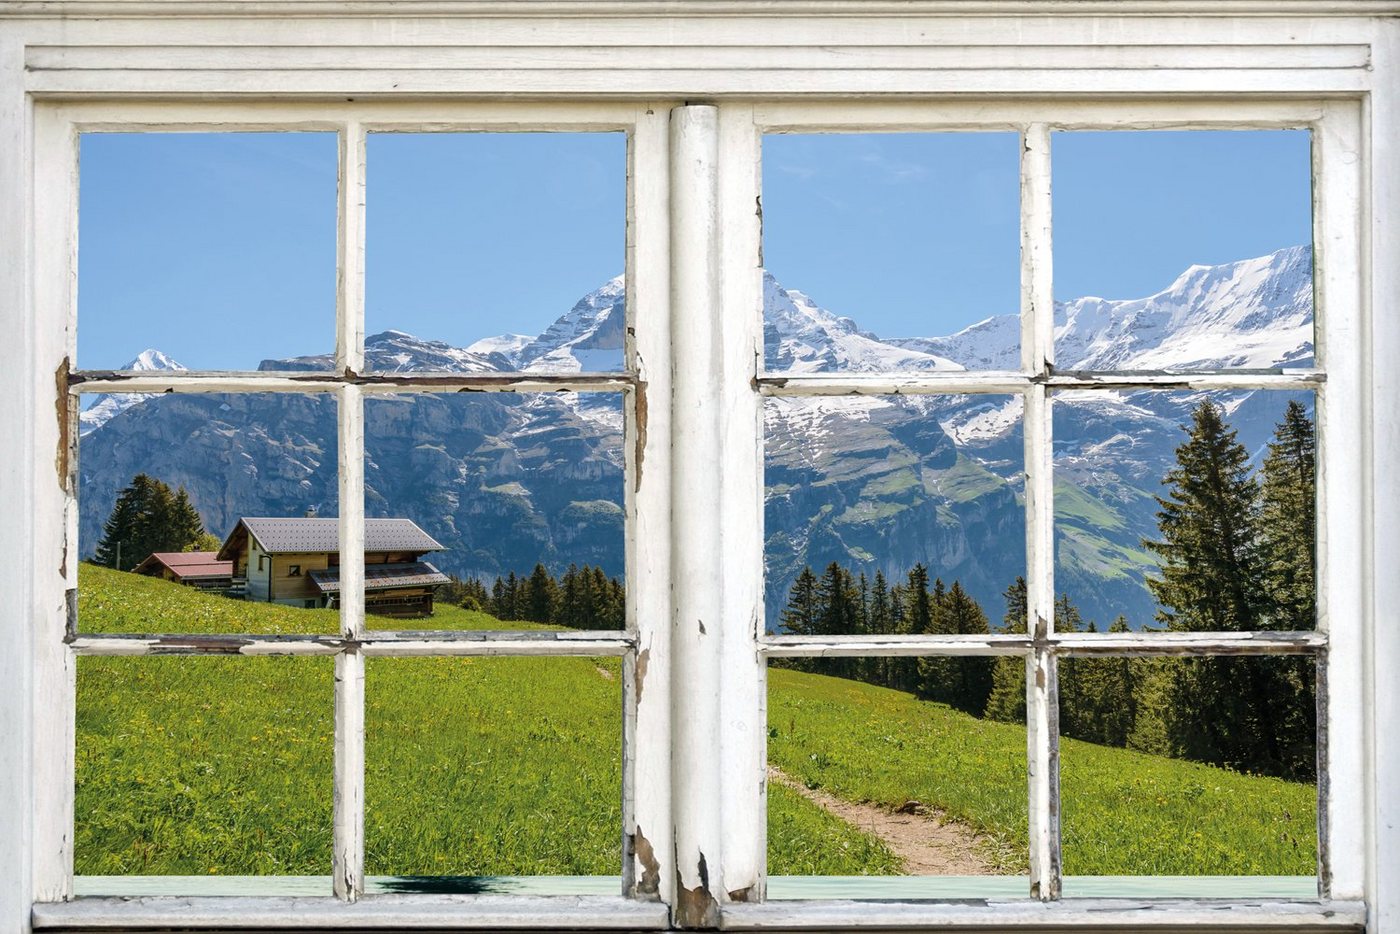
[1,6,1397,933]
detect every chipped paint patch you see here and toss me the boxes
[632,827,661,896]
[635,646,651,704]
[675,852,719,928]
[54,356,70,490]
[633,378,648,491]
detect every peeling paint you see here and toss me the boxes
[635,646,651,704]
[64,589,78,641]
[54,356,70,490]
[727,884,755,903]
[675,852,719,928]
[697,619,706,636]
[633,378,648,491]
[632,827,661,895]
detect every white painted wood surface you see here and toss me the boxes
[0,29,35,934]
[1,4,1398,933]
[717,103,766,907]
[667,103,723,929]
[1368,19,1400,934]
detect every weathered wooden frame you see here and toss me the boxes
[1,4,1397,932]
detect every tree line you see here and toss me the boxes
[93,473,220,570]
[444,563,626,630]
[776,399,1317,781]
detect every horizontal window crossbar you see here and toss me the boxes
[757,369,1324,396]
[763,631,1325,657]
[68,371,636,395]
[67,630,635,657]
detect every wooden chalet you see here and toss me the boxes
[132,551,235,591]
[216,517,451,617]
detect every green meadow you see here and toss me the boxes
[76,565,1315,878]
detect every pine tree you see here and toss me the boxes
[1260,400,1316,631]
[93,474,211,571]
[985,577,1028,724]
[816,562,859,678]
[780,567,820,636]
[1143,398,1264,633]
[526,563,559,623]
[1141,398,1314,779]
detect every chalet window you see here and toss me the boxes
[2,6,1398,934]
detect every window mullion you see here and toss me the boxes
[668,103,725,928]
[333,118,367,903]
[624,103,677,904]
[1313,99,1367,901]
[1021,121,1061,901]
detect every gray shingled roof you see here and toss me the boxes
[309,561,451,594]
[238,517,444,555]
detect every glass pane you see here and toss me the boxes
[1053,390,1316,633]
[78,133,337,372]
[768,663,1027,889]
[365,656,621,880]
[1053,130,1313,371]
[762,133,1021,374]
[362,392,624,630]
[78,392,339,634]
[765,395,1025,638]
[75,656,333,877]
[363,132,626,374]
[1060,655,1316,893]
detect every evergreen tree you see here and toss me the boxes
[985,577,1028,724]
[1141,398,1315,779]
[1143,398,1264,633]
[911,577,994,714]
[526,563,559,623]
[94,473,211,571]
[780,567,821,636]
[816,562,859,679]
[1260,400,1317,631]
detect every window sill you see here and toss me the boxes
[719,897,1365,931]
[32,892,669,930]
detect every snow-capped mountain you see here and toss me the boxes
[80,246,1313,629]
[264,330,506,374]
[511,275,626,373]
[770,244,1314,374]
[78,349,187,436]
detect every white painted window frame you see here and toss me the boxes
[1,4,1398,933]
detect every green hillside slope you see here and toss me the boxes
[76,566,1315,879]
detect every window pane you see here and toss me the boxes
[762,133,1021,374]
[364,132,626,374]
[1053,130,1313,371]
[1059,655,1316,893]
[362,392,624,630]
[364,656,621,881]
[767,663,1028,892]
[1053,389,1316,634]
[75,656,333,879]
[766,395,1025,637]
[78,133,337,372]
[78,392,339,634]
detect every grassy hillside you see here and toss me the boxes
[76,565,895,877]
[769,668,1316,876]
[77,565,1315,879]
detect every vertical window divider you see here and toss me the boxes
[625,103,677,906]
[333,120,367,903]
[1020,122,1061,901]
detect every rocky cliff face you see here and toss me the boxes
[79,247,1313,629]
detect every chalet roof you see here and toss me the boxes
[216,517,444,560]
[308,561,451,594]
[132,551,234,580]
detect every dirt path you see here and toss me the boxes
[767,766,994,875]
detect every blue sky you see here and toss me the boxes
[78,128,1310,370]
